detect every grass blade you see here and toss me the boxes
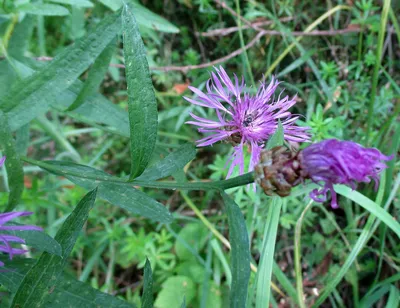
[0,111,24,211]
[122,3,158,179]
[221,191,250,308]
[11,188,97,307]
[334,185,400,239]
[255,197,282,307]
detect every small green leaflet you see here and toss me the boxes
[17,3,70,16]
[142,258,154,308]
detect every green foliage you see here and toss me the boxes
[0,1,398,307]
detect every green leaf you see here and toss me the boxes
[266,120,284,150]
[136,143,196,181]
[277,49,316,78]
[0,258,134,308]
[335,185,400,239]
[142,258,153,308]
[11,189,97,308]
[17,3,70,16]
[0,111,24,211]
[174,223,209,260]
[66,38,116,111]
[2,225,61,256]
[221,192,250,308]
[154,276,196,308]
[49,0,94,8]
[98,0,179,33]
[386,286,399,308]
[29,160,173,223]
[122,3,158,179]
[255,198,282,307]
[0,12,121,130]
[130,2,179,33]
[8,16,36,58]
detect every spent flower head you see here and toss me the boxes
[185,66,310,177]
[0,158,43,266]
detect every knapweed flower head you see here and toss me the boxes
[299,139,393,208]
[185,66,310,177]
[0,158,43,266]
[255,139,393,208]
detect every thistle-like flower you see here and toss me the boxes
[185,66,310,177]
[298,139,392,208]
[255,139,393,208]
[0,158,43,266]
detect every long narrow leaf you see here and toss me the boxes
[255,197,282,307]
[142,258,153,308]
[11,189,97,307]
[221,191,250,308]
[0,12,121,130]
[0,111,24,211]
[122,4,158,179]
[67,38,116,111]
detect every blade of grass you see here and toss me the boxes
[366,0,392,143]
[294,200,313,308]
[255,197,282,307]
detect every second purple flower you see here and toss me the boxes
[185,66,310,177]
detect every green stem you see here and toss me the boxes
[2,13,18,52]
[20,156,255,191]
[294,200,313,308]
[366,0,391,144]
[234,0,255,87]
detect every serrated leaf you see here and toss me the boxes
[221,192,250,308]
[142,258,153,308]
[66,39,116,111]
[122,4,158,179]
[26,160,173,223]
[0,111,24,211]
[0,12,121,130]
[49,0,94,8]
[266,120,284,150]
[135,143,196,181]
[2,225,61,256]
[17,3,70,16]
[0,258,134,308]
[11,189,97,308]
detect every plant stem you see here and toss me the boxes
[20,156,255,191]
[366,0,391,144]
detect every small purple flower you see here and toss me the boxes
[299,139,393,208]
[0,212,43,266]
[0,158,43,266]
[185,66,310,177]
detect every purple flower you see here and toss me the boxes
[0,212,43,266]
[0,158,43,266]
[299,139,393,208]
[185,66,310,177]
